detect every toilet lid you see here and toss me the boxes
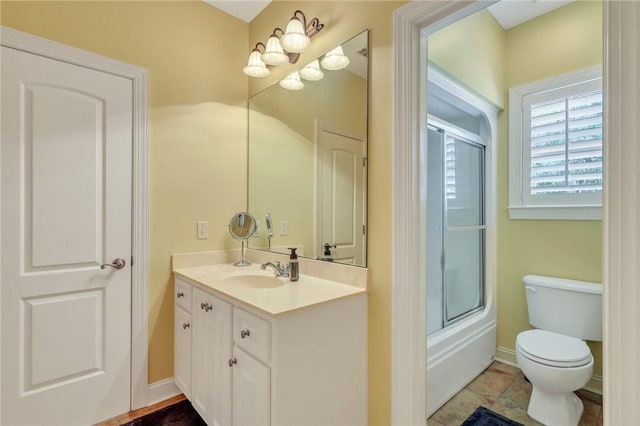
[517,329,592,367]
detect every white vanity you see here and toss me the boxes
[172,251,368,426]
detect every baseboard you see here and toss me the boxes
[147,378,181,406]
[495,346,603,395]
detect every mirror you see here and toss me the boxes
[248,30,369,267]
[228,212,257,267]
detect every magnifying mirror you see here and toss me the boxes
[228,212,257,267]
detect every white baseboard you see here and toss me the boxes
[495,346,603,395]
[147,377,181,406]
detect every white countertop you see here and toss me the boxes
[174,263,367,316]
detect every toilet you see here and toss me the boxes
[516,275,602,426]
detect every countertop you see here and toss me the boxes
[174,263,367,316]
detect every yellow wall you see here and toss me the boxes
[499,0,603,374]
[249,3,404,424]
[428,0,603,377]
[429,9,506,108]
[1,1,249,383]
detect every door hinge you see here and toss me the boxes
[362,157,368,167]
[131,256,134,267]
[362,224,366,235]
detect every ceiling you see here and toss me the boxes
[487,0,575,30]
[203,0,270,23]
[204,0,575,29]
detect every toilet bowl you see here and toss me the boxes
[516,329,593,426]
[516,275,602,426]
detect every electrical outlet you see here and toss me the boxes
[197,221,208,240]
[280,220,288,236]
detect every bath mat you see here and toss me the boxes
[461,406,524,426]
[122,399,206,426]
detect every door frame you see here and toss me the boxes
[0,26,149,411]
[391,1,640,425]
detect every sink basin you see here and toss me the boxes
[219,273,285,289]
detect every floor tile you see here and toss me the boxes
[427,419,446,426]
[490,402,544,426]
[466,368,518,403]
[487,360,521,379]
[579,398,603,426]
[430,389,494,426]
[495,374,533,411]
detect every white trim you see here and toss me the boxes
[392,2,496,425]
[147,378,181,407]
[0,27,150,410]
[507,205,602,220]
[496,346,603,395]
[508,66,603,219]
[603,2,640,425]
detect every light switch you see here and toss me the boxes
[197,221,208,240]
[280,220,288,236]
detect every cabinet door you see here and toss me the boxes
[192,288,232,426]
[174,305,192,398]
[232,347,270,426]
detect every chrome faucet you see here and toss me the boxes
[260,261,289,277]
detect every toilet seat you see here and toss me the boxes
[517,329,592,368]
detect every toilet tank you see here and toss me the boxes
[523,275,602,341]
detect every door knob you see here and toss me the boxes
[101,258,126,270]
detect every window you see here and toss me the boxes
[508,66,603,220]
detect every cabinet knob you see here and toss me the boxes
[177,291,184,298]
[200,302,213,312]
[228,358,237,367]
[183,323,190,330]
[240,329,251,339]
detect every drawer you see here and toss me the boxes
[175,277,192,313]
[234,308,271,363]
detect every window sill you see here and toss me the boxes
[508,205,602,220]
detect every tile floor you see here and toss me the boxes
[428,361,603,426]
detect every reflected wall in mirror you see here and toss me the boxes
[248,30,368,267]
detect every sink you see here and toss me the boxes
[219,273,285,289]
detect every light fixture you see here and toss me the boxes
[299,59,324,81]
[321,45,350,71]
[262,29,289,66]
[243,10,324,78]
[279,71,304,90]
[243,43,270,78]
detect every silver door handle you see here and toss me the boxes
[101,258,126,270]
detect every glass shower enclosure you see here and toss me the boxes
[427,122,486,335]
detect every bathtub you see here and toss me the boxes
[426,301,497,416]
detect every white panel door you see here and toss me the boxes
[317,125,365,265]
[232,347,270,426]
[1,46,133,425]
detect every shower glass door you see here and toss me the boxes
[444,134,485,324]
[427,122,485,334]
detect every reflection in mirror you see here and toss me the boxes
[228,212,257,267]
[248,30,369,267]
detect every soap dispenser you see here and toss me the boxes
[288,247,299,282]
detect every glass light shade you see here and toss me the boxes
[279,71,304,90]
[280,17,310,53]
[262,35,289,66]
[299,60,324,81]
[243,50,270,78]
[321,45,350,71]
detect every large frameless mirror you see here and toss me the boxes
[248,30,369,267]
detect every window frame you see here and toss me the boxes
[508,65,603,220]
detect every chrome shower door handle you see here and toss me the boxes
[101,258,126,270]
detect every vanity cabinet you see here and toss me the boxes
[174,279,192,398]
[174,274,367,426]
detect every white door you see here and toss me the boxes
[317,123,366,264]
[1,46,133,425]
[232,347,270,426]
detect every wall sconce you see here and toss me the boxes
[279,71,304,90]
[243,10,324,78]
[321,45,350,71]
[299,59,324,81]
